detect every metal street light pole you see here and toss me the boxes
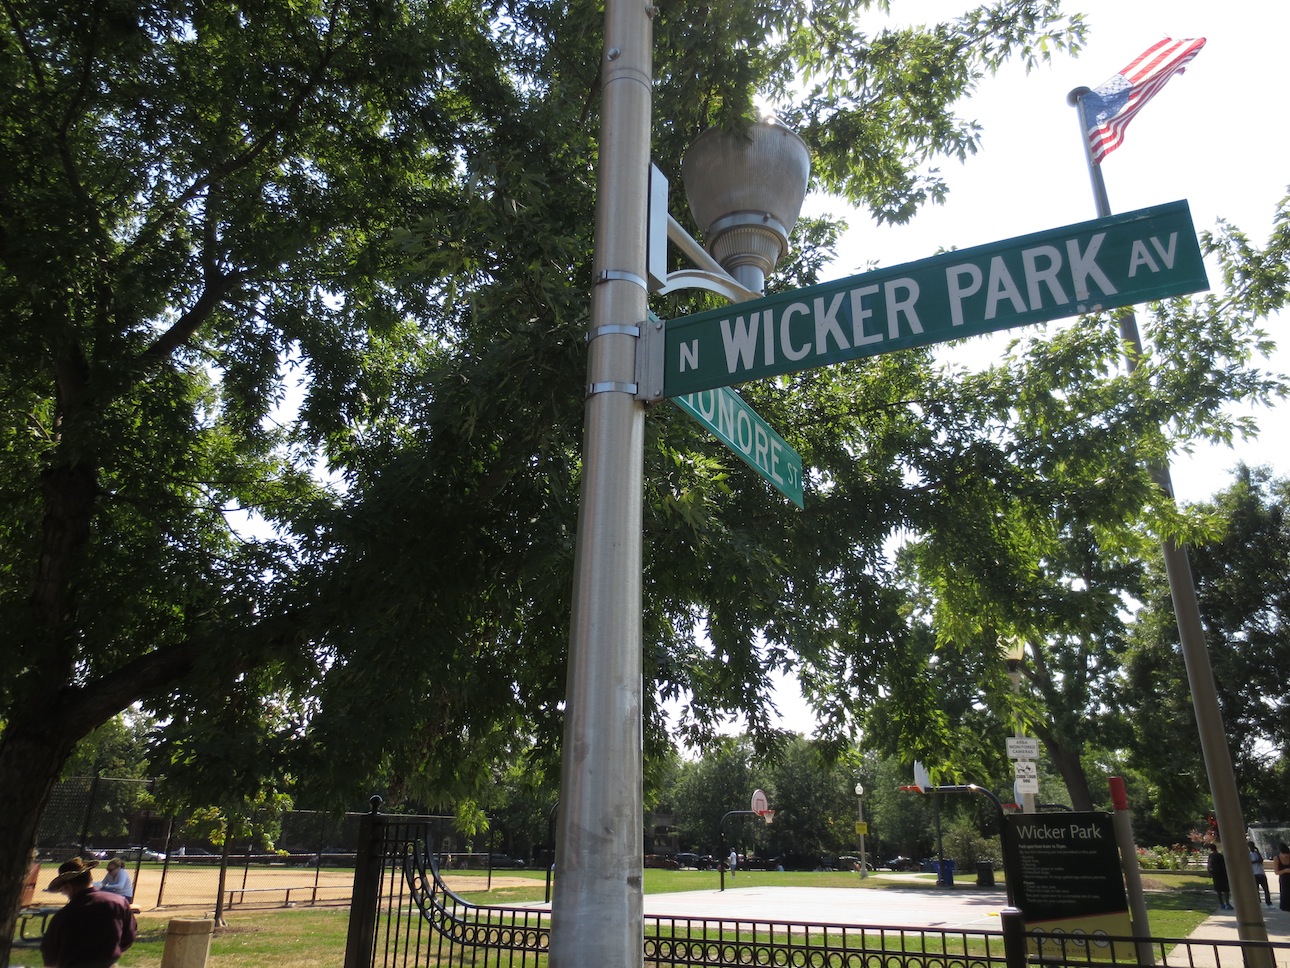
[854,782,868,879]
[552,4,808,961]
[550,0,651,964]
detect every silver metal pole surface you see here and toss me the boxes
[1068,90,1270,963]
[549,0,651,965]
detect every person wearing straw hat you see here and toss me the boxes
[40,857,137,968]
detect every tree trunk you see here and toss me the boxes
[2,454,97,964]
[1046,739,1095,812]
[214,830,232,926]
[0,713,80,966]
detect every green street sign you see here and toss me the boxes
[672,387,804,508]
[662,200,1208,397]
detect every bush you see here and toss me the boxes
[943,819,1001,869]
[1137,844,1196,870]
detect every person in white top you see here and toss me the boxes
[1249,841,1272,906]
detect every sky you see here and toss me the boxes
[764,0,1290,737]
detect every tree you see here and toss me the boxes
[0,0,513,943]
[670,738,758,856]
[1125,466,1290,828]
[60,711,155,784]
[831,188,1290,814]
[246,0,1099,809]
[761,737,866,866]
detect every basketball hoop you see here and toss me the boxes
[758,809,775,825]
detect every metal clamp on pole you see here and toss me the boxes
[586,322,641,341]
[586,381,638,397]
[595,269,648,290]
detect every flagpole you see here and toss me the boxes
[1068,88,1272,964]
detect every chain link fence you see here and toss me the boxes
[30,777,366,912]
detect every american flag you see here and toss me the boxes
[1081,37,1207,164]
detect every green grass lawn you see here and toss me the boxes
[8,868,1220,968]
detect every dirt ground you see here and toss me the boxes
[26,866,535,913]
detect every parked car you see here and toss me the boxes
[675,852,714,870]
[169,847,220,864]
[318,847,357,866]
[775,852,823,872]
[883,855,917,871]
[489,853,526,869]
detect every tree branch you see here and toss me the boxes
[139,267,253,366]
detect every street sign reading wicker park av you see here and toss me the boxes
[661,200,1208,398]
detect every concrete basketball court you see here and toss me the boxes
[518,874,1290,955]
[640,881,1008,931]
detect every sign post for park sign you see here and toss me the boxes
[659,200,1207,398]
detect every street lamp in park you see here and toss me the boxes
[1002,637,1036,814]
[854,782,868,879]
[681,121,810,295]
[551,3,811,956]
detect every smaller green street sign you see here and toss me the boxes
[672,387,804,508]
[663,200,1208,397]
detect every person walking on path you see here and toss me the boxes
[1249,841,1273,906]
[1208,844,1232,911]
[1274,844,1290,911]
[40,857,137,968]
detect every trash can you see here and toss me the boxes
[160,918,213,968]
[975,861,995,887]
[936,859,955,886]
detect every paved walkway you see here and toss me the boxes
[1183,897,1290,956]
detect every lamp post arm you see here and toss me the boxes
[653,269,760,302]
[659,215,761,302]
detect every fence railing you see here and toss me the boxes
[343,805,1290,968]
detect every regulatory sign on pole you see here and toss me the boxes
[1006,736,1040,760]
[661,200,1207,398]
[1014,760,1039,794]
[672,387,804,507]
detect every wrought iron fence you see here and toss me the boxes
[344,804,1290,968]
[343,807,1018,968]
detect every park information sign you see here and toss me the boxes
[1002,812,1132,955]
[662,200,1207,397]
[672,388,804,507]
